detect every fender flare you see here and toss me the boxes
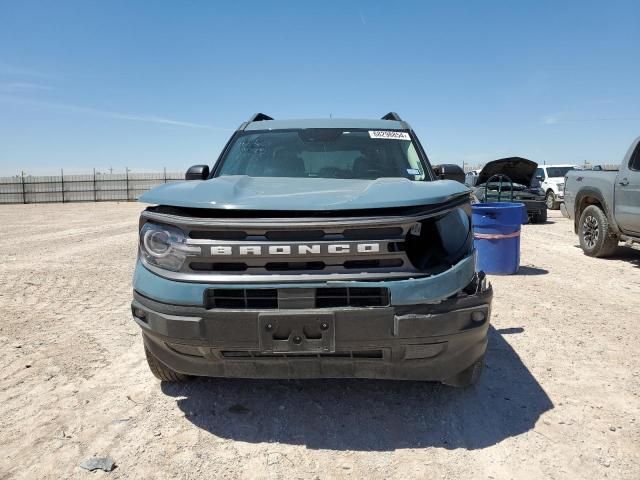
[573,187,620,234]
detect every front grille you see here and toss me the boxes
[183,221,412,277]
[205,287,390,309]
[220,350,384,359]
[141,199,470,281]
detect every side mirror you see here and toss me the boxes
[185,164,210,180]
[432,164,466,184]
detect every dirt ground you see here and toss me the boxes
[0,202,639,480]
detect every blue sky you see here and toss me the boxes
[0,0,638,175]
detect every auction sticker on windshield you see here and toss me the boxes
[368,130,411,140]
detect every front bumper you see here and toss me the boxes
[521,199,547,214]
[132,277,492,381]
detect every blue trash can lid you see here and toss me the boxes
[472,202,526,225]
[472,202,526,211]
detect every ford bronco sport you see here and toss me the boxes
[132,112,493,387]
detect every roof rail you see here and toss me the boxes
[381,112,402,121]
[248,113,274,122]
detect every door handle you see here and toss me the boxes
[618,178,629,186]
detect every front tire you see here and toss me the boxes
[144,345,190,382]
[442,355,484,388]
[531,208,548,224]
[578,205,618,257]
[546,191,559,210]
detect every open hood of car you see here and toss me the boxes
[476,157,538,186]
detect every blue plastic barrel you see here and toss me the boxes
[471,202,526,275]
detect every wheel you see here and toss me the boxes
[531,210,547,223]
[546,191,558,210]
[531,208,548,224]
[144,345,190,382]
[578,205,618,257]
[442,355,484,388]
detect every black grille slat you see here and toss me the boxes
[189,230,247,240]
[191,262,248,272]
[265,261,325,271]
[315,287,389,308]
[265,230,325,241]
[206,287,389,309]
[342,227,404,240]
[343,259,403,269]
[207,288,278,309]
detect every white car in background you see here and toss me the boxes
[534,164,579,210]
[464,169,480,186]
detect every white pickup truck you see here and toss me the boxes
[534,164,579,210]
[563,137,640,256]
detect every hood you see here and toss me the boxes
[476,157,538,186]
[139,176,470,211]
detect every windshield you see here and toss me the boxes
[546,166,575,178]
[214,129,429,180]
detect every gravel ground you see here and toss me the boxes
[0,202,639,479]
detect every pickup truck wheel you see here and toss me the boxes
[578,205,618,257]
[442,355,484,388]
[144,346,190,382]
[546,191,558,210]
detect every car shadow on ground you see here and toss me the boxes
[161,327,553,451]
[527,220,556,225]
[606,246,640,268]
[516,266,549,275]
[573,244,640,268]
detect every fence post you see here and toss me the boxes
[125,167,130,201]
[60,169,65,203]
[93,168,97,202]
[21,171,26,204]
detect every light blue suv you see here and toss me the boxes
[132,112,492,387]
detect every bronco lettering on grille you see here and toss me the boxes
[210,243,381,256]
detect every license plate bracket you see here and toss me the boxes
[258,312,335,353]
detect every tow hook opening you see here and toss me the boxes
[132,306,147,322]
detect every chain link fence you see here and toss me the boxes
[0,169,184,204]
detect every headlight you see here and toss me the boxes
[139,222,200,271]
